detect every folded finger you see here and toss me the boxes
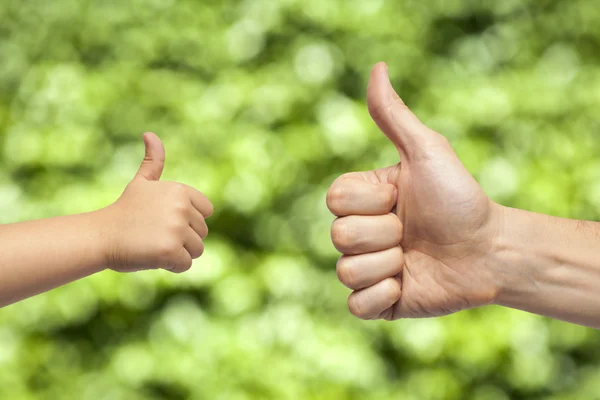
[331,213,403,255]
[189,207,209,239]
[327,179,397,217]
[337,246,404,290]
[348,277,402,320]
[186,185,214,218]
[166,247,193,274]
[184,228,205,259]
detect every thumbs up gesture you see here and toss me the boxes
[103,133,214,273]
[327,63,503,320]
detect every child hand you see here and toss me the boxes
[102,132,214,273]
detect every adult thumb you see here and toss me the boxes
[135,132,165,181]
[367,62,431,159]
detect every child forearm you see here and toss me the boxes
[0,211,108,307]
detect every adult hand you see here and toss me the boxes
[327,63,502,320]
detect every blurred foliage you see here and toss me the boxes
[1,0,600,399]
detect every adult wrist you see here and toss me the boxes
[486,205,542,308]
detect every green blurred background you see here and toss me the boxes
[1,0,600,399]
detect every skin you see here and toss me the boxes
[327,62,600,329]
[0,132,213,307]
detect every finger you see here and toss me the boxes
[331,213,403,255]
[167,247,193,274]
[189,207,209,239]
[135,132,166,181]
[337,246,404,290]
[348,277,401,320]
[327,178,397,217]
[367,62,429,159]
[184,228,205,259]
[185,185,214,218]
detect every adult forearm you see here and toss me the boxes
[491,206,600,328]
[0,211,107,307]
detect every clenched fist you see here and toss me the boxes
[327,63,503,320]
[102,132,214,273]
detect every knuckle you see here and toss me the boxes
[178,259,194,273]
[336,257,358,289]
[170,183,189,199]
[348,293,367,319]
[330,218,355,251]
[191,243,205,259]
[168,219,186,234]
[173,200,189,214]
[159,241,181,260]
[326,185,346,214]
